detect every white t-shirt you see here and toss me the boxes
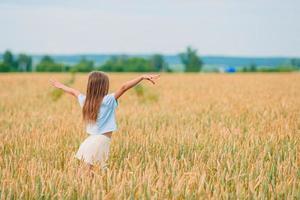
[78,93,118,135]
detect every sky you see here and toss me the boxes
[0,0,299,57]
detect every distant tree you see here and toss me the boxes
[242,66,248,72]
[36,55,65,72]
[3,50,17,71]
[179,47,203,72]
[17,54,32,72]
[150,54,165,71]
[71,57,94,72]
[41,55,54,63]
[0,62,10,72]
[101,55,128,72]
[290,58,300,68]
[126,57,153,72]
[165,66,173,72]
[100,56,124,72]
[249,63,257,72]
[100,56,155,72]
[64,65,71,71]
[3,50,14,65]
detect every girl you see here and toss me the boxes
[49,71,160,170]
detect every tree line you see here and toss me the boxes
[240,61,300,72]
[0,47,203,73]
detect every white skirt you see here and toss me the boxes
[75,134,111,166]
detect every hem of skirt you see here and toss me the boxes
[74,154,94,165]
[74,155,108,170]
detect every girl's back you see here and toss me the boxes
[77,93,118,135]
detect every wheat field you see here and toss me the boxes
[0,73,299,199]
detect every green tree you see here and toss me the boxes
[249,63,257,72]
[71,57,94,72]
[0,62,10,72]
[242,66,248,72]
[36,55,65,72]
[126,57,153,72]
[17,54,32,72]
[3,50,17,71]
[150,54,165,71]
[179,47,203,72]
[43,56,54,63]
[100,56,155,72]
[100,55,129,72]
[290,58,300,68]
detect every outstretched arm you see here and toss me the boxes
[114,74,160,100]
[49,79,81,97]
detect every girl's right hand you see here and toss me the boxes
[49,79,64,89]
[142,74,160,84]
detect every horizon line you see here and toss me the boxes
[0,51,299,59]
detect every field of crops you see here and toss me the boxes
[0,73,299,199]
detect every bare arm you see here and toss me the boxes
[114,74,160,100]
[49,79,81,97]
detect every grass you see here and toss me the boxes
[0,73,299,199]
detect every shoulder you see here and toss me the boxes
[103,93,116,102]
[103,93,118,107]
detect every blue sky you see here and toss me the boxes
[0,0,299,57]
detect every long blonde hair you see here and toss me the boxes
[82,71,109,123]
